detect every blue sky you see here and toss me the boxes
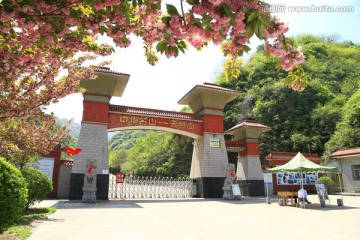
[46,0,360,123]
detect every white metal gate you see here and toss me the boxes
[108,175,193,199]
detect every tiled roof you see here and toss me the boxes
[266,151,322,162]
[94,67,130,76]
[330,148,360,158]
[226,120,270,132]
[178,82,240,103]
[197,82,239,93]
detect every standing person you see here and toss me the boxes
[298,188,311,204]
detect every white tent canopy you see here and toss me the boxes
[266,152,338,208]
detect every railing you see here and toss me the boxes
[109,105,203,121]
[108,175,193,199]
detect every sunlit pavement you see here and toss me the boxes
[29,194,360,240]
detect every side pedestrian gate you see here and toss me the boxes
[108,175,193,199]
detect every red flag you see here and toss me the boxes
[65,147,82,156]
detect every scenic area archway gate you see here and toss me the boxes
[69,67,268,200]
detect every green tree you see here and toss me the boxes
[121,132,170,176]
[0,158,27,227]
[217,34,360,161]
[316,176,336,192]
[121,132,192,177]
[21,168,53,209]
[324,89,360,162]
[156,134,193,178]
[0,115,67,168]
[109,130,147,151]
[109,149,127,172]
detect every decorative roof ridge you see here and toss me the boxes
[94,67,130,76]
[265,151,322,161]
[268,151,319,156]
[198,82,239,92]
[109,105,203,121]
[225,120,270,133]
[60,160,74,166]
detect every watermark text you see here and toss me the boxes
[262,4,354,13]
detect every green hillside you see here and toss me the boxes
[108,130,147,151]
[217,34,360,163]
[55,117,80,160]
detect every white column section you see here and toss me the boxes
[72,122,109,174]
[190,133,228,178]
[237,155,264,180]
[236,155,248,180]
[190,137,203,178]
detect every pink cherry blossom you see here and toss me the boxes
[1,0,306,160]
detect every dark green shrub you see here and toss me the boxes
[316,176,336,192]
[21,168,53,209]
[0,157,27,227]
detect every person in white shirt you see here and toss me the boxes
[298,188,311,204]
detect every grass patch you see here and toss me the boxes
[0,207,56,240]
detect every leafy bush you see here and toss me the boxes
[21,168,53,209]
[0,158,28,227]
[316,176,336,192]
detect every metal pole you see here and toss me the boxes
[339,159,344,201]
[300,157,306,209]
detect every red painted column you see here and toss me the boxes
[45,145,61,198]
[83,100,109,123]
[238,141,260,157]
[203,114,224,133]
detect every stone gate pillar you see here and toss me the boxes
[178,83,241,198]
[69,68,129,200]
[225,120,270,196]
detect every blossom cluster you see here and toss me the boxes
[263,17,305,72]
[1,0,307,120]
[265,40,305,71]
[0,115,68,166]
[0,0,307,159]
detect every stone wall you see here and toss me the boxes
[71,122,109,174]
[190,133,228,198]
[237,155,264,180]
[70,122,109,200]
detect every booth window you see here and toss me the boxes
[351,165,360,180]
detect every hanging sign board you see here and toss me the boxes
[33,157,55,180]
[232,184,241,197]
[116,172,125,184]
[263,172,273,184]
[315,184,329,200]
[276,172,318,185]
[209,138,220,148]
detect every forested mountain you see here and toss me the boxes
[217,34,360,163]
[55,117,81,138]
[55,117,80,159]
[108,130,147,151]
[108,130,192,177]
